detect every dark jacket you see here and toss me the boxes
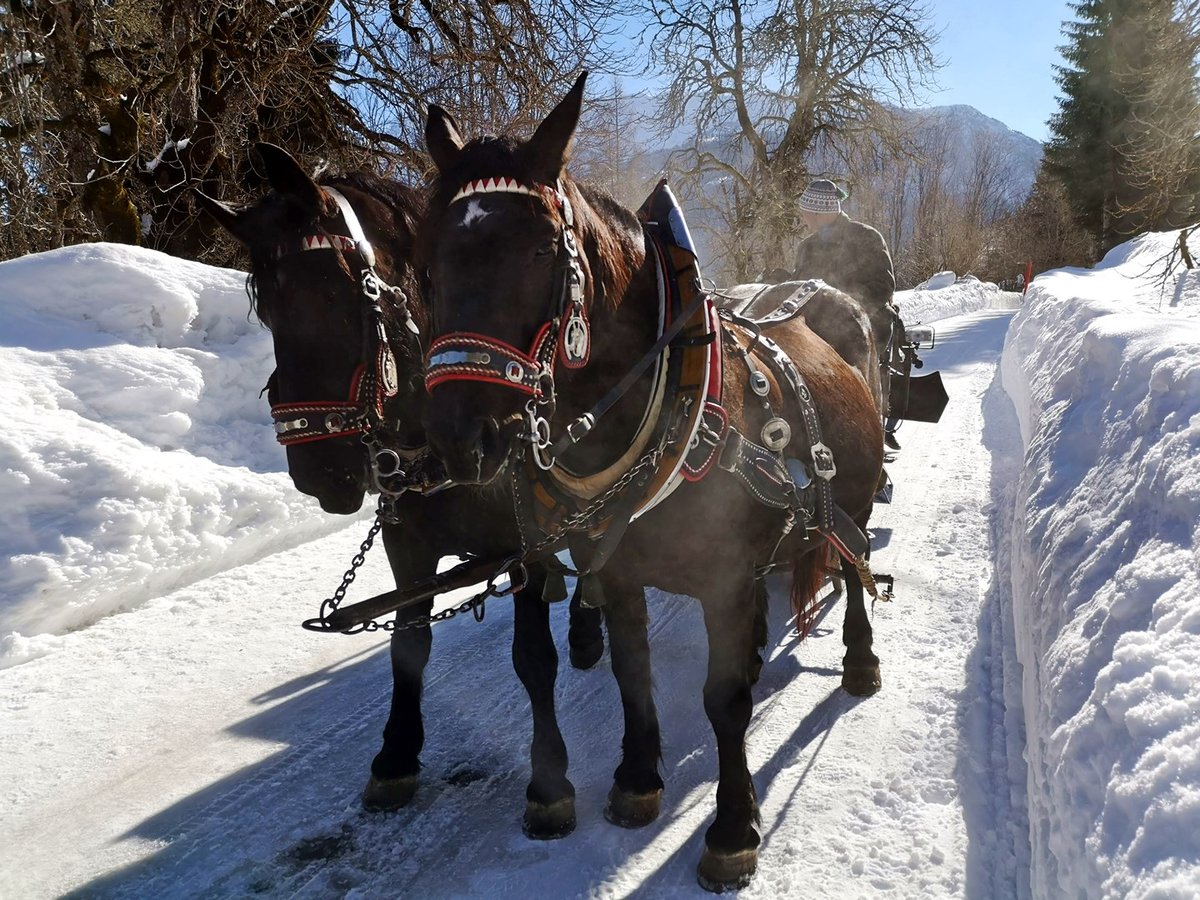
[793,213,896,352]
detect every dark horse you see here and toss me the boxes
[418,75,885,890]
[196,145,602,834]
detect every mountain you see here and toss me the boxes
[576,97,1043,276]
[894,104,1043,201]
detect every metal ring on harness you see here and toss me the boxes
[372,448,403,478]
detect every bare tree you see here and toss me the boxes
[0,0,629,264]
[570,77,657,210]
[993,171,1096,278]
[641,0,938,281]
[1113,1,1200,235]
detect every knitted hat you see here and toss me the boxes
[798,179,847,214]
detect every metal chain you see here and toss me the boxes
[303,504,529,634]
[309,428,665,635]
[515,442,665,562]
[304,514,384,633]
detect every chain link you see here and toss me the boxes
[302,514,384,633]
[302,507,526,634]
[515,442,664,562]
[306,436,664,635]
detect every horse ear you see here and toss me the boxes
[527,71,587,183]
[426,104,465,173]
[195,190,253,245]
[254,142,324,210]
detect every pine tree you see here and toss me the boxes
[1045,0,1200,253]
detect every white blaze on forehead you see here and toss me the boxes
[458,199,492,228]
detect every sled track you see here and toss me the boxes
[88,589,706,898]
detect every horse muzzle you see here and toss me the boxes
[285,445,370,513]
[426,412,508,486]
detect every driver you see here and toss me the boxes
[792,178,903,450]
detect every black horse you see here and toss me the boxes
[418,76,886,890]
[196,145,601,835]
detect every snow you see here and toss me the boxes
[897,275,1020,325]
[1000,230,1200,898]
[0,232,1196,898]
[0,244,344,667]
[915,270,959,291]
[2,50,44,72]
[143,138,191,173]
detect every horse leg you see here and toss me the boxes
[512,573,575,839]
[601,577,663,828]
[696,575,761,892]
[749,577,768,687]
[363,524,436,812]
[840,553,881,696]
[567,576,605,670]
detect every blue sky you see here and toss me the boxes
[919,0,1076,141]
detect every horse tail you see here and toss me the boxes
[789,542,833,640]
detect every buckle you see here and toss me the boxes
[717,431,743,473]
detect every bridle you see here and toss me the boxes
[423,176,590,468]
[269,186,419,451]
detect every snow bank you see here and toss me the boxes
[897,278,1022,326]
[1000,231,1200,898]
[915,270,958,291]
[0,244,346,666]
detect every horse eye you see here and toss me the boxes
[534,241,556,258]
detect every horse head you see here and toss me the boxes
[197,144,427,513]
[420,73,647,485]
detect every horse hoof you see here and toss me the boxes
[569,639,604,670]
[604,786,662,828]
[523,796,576,840]
[842,664,881,696]
[361,774,417,812]
[696,845,758,893]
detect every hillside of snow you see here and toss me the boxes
[897,274,1021,325]
[0,244,345,667]
[1000,231,1200,898]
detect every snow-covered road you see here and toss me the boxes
[1,308,1029,899]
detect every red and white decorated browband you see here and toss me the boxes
[450,176,557,206]
[300,233,357,253]
[299,187,378,262]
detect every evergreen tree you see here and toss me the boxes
[1045,0,1200,253]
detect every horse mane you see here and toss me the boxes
[422,134,642,314]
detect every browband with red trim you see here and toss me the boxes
[300,233,357,253]
[450,176,558,208]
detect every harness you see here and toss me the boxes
[306,179,886,636]
[265,186,446,500]
[422,177,876,588]
[425,178,592,473]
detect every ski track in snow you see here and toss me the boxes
[1,308,1030,899]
